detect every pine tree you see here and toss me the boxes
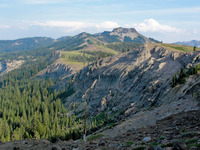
[178,67,186,84]
[172,74,177,87]
[193,46,196,51]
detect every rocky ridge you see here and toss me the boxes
[64,43,200,116]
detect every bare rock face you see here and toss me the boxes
[64,44,200,117]
[46,63,73,75]
[36,61,74,81]
[0,60,24,75]
[110,27,149,42]
[112,27,137,33]
[50,51,62,59]
[111,27,139,41]
[37,51,74,79]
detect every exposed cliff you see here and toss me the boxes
[0,59,25,75]
[63,44,200,118]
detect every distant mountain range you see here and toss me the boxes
[0,27,160,53]
[50,27,161,51]
[174,40,200,47]
[0,37,55,53]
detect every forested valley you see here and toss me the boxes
[0,50,105,142]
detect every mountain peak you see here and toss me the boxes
[109,27,145,42]
[112,27,137,34]
[95,27,157,43]
[77,32,90,38]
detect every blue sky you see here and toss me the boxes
[0,0,200,42]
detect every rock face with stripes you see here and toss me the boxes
[64,43,200,118]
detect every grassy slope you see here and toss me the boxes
[80,44,118,55]
[59,44,118,71]
[59,51,90,71]
[155,43,200,53]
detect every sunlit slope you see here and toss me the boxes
[59,45,118,71]
[155,43,200,53]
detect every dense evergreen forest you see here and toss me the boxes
[0,50,107,142]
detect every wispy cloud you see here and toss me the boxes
[131,19,184,33]
[0,25,11,29]
[94,21,119,29]
[29,20,119,32]
[21,19,184,34]
[194,29,199,34]
[119,6,200,15]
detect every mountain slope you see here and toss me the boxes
[0,37,55,53]
[50,32,104,51]
[63,43,200,119]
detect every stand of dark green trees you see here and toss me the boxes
[172,64,200,87]
[0,57,85,142]
[0,53,108,142]
[107,43,142,53]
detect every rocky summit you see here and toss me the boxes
[96,27,155,43]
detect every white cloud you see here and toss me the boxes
[95,21,119,29]
[132,19,183,33]
[30,20,119,32]
[194,29,198,34]
[0,25,10,29]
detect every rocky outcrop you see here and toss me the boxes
[37,61,74,80]
[110,27,141,41]
[64,44,200,117]
[46,63,73,76]
[0,60,24,75]
[95,27,156,43]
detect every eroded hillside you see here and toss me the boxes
[65,44,200,122]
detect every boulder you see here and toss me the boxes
[172,142,187,150]
[143,137,151,142]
